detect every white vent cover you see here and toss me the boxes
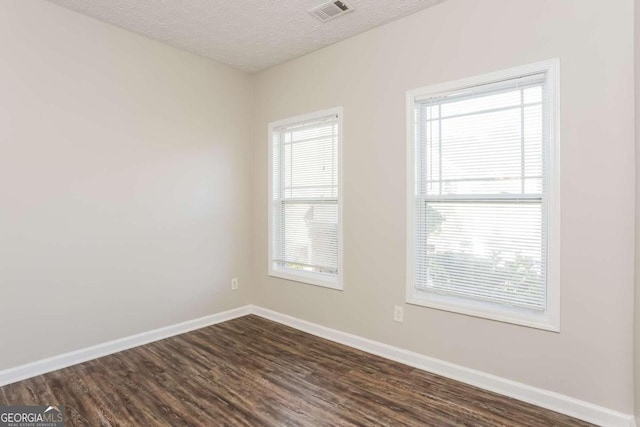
[309,1,354,23]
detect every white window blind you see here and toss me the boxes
[409,66,558,327]
[269,110,341,288]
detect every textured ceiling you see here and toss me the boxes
[45,0,446,73]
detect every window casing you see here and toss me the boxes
[268,108,343,290]
[406,61,560,331]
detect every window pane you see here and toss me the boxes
[524,104,543,179]
[440,108,521,181]
[523,86,542,104]
[421,85,544,197]
[416,201,545,310]
[283,125,338,198]
[441,89,520,118]
[274,201,338,274]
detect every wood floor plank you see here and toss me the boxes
[0,315,594,426]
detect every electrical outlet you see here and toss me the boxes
[393,305,404,323]
[231,278,239,290]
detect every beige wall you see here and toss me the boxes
[0,1,253,370]
[252,0,636,413]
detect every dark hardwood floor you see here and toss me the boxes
[0,315,593,426]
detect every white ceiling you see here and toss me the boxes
[45,0,446,73]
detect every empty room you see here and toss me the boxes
[1,0,639,426]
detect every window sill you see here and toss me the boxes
[268,268,342,291]
[406,290,559,332]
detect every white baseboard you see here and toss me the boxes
[0,305,252,387]
[251,306,636,427]
[0,304,635,427]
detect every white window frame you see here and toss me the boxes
[406,60,560,331]
[268,107,344,290]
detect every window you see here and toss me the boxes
[406,61,559,330]
[268,108,343,289]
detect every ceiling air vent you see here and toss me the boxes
[309,1,354,23]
